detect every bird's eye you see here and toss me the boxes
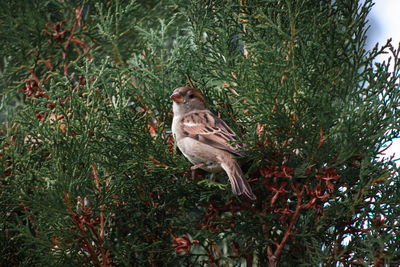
[188,93,194,99]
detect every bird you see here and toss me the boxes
[170,86,256,200]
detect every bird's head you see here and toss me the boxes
[170,87,206,114]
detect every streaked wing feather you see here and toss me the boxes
[181,110,242,156]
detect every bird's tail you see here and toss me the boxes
[221,160,256,200]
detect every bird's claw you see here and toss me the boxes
[190,163,206,179]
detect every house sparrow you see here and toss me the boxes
[171,87,256,200]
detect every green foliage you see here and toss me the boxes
[1,0,399,266]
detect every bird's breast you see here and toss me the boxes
[177,137,223,173]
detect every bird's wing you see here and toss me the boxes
[180,110,242,156]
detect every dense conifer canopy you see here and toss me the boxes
[1,0,399,265]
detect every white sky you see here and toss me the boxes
[366,0,400,163]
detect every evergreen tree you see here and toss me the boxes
[1,0,399,266]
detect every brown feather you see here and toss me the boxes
[181,110,242,156]
[221,160,256,200]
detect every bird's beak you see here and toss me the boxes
[170,92,184,103]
